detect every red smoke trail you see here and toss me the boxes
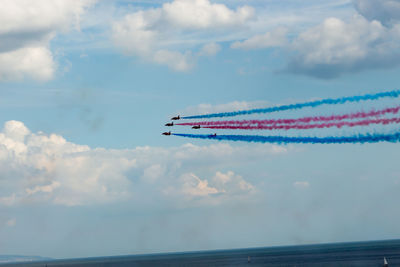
[177,106,400,126]
[202,117,400,130]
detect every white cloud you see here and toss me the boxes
[0,120,286,207]
[153,50,195,72]
[0,0,95,35]
[197,0,400,79]
[181,173,219,196]
[198,42,221,57]
[212,171,254,194]
[180,171,254,197]
[293,181,310,189]
[142,164,165,183]
[0,0,95,81]
[231,27,288,50]
[26,181,61,195]
[162,170,255,207]
[0,47,55,81]
[161,0,254,29]
[3,120,30,142]
[0,120,128,206]
[353,0,400,25]
[112,0,254,71]
[286,15,400,78]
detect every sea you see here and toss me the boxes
[1,239,400,266]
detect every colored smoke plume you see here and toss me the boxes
[178,106,400,126]
[182,90,400,119]
[173,132,400,144]
[202,117,400,130]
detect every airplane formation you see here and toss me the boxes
[162,115,215,137]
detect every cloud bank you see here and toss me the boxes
[0,120,285,207]
[286,15,400,78]
[0,0,95,81]
[4,0,400,80]
[230,0,400,78]
[112,0,254,71]
[353,0,400,25]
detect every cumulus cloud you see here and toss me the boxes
[0,0,95,81]
[180,171,254,197]
[286,15,400,79]
[26,181,61,195]
[0,47,55,81]
[142,164,166,184]
[231,27,288,50]
[152,50,195,71]
[0,120,286,207]
[161,170,255,207]
[222,1,400,79]
[3,120,30,142]
[181,173,219,197]
[0,120,130,206]
[161,0,254,29]
[354,0,400,25]
[198,42,221,57]
[112,0,254,71]
[212,171,254,194]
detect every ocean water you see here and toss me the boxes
[2,239,400,266]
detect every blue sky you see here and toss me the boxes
[1,0,400,259]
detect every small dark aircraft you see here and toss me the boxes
[192,125,201,129]
[171,115,180,120]
[211,133,217,137]
[165,122,174,126]
[162,131,171,135]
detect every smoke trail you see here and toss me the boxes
[173,132,400,144]
[182,90,400,119]
[203,117,400,130]
[178,106,400,126]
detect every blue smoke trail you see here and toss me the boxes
[182,90,400,119]
[173,132,400,144]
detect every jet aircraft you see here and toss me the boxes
[171,115,180,120]
[162,131,171,135]
[165,122,174,126]
[192,125,201,129]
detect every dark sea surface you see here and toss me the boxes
[2,239,400,266]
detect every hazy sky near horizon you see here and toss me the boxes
[1,0,400,259]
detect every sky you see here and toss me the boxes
[1,0,400,259]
